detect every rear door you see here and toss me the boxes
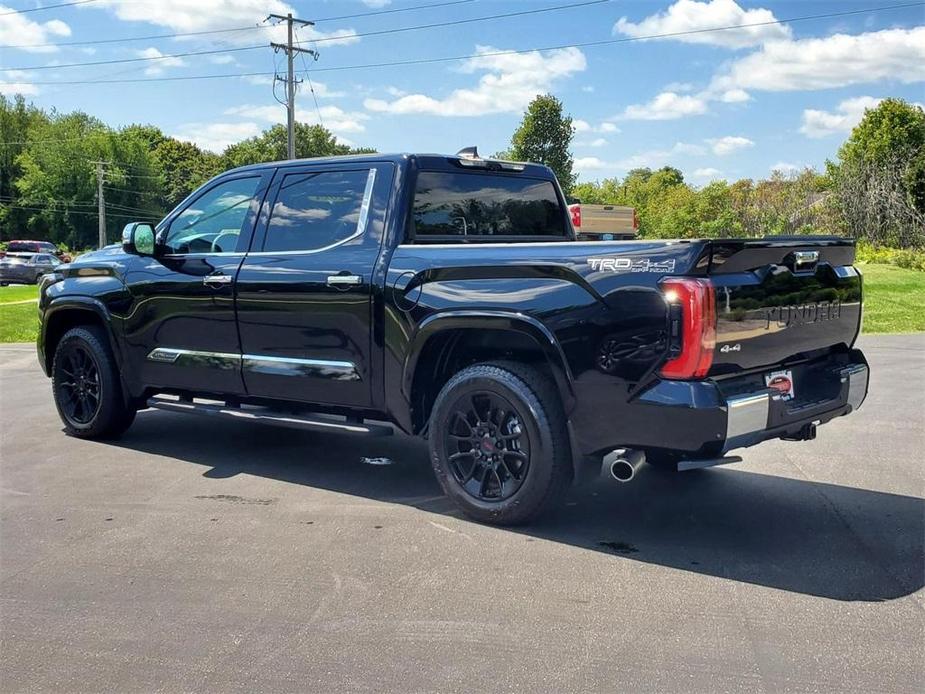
[707,238,862,375]
[234,161,394,407]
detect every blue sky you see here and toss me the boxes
[2,0,924,184]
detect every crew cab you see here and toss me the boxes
[37,150,868,524]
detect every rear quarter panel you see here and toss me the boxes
[382,240,707,432]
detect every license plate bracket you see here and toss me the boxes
[766,369,795,400]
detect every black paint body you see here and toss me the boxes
[37,154,867,460]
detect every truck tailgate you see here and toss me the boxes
[707,238,862,375]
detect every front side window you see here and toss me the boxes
[412,171,566,239]
[263,169,374,253]
[164,177,261,254]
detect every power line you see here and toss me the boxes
[4,0,607,71]
[312,0,475,23]
[2,0,475,49]
[309,0,609,45]
[0,0,97,16]
[11,2,923,87]
[1,205,161,220]
[3,44,265,72]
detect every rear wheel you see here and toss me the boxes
[428,361,572,525]
[52,326,136,439]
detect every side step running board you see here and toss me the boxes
[677,455,742,472]
[146,396,393,437]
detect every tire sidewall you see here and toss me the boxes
[429,368,558,524]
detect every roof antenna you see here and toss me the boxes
[456,146,480,160]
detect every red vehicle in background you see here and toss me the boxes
[1,240,72,263]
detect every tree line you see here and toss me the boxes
[0,95,373,249]
[520,94,923,250]
[2,93,923,251]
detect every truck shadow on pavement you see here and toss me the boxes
[115,410,924,603]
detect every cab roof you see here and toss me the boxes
[227,152,557,180]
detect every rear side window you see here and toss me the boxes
[263,169,375,253]
[411,171,566,239]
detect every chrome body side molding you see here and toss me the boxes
[147,348,361,381]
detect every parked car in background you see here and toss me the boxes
[0,252,63,285]
[568,202,638,241]
[1,240,72,263]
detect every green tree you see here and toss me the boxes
[0,95,49,240]
[831,98,925,247]
[509,94,576,195]
[221,122,373,169]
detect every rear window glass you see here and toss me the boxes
[411,171,566,239]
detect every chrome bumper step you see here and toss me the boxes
[146,396,393,437]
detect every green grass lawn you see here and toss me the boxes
[0,284,40,304]
[859,263,925,333]
[0,265,921,344]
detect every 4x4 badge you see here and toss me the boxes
[720,343,742,353]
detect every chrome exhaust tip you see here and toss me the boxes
[605,449,646,483]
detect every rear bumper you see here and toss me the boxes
[571,348,868,458]
[722,359,868,452]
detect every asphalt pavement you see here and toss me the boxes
[1,334,923,693]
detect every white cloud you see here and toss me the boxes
[364,45,586,116]
[581,85,595,93]
[361,0,391,7]
[174,122,262,152]
[799,96,883,138]
[137,47,186,76]
[0,70,38,96]
[771,161,802,174]
[575,142,705,176]
[225,103,369,135]
[711,26,925,93]
[574,119,619,134]
[0,5,71,53]
[614,0,790,50]
[85,1,358,46]
[619,91,708,120]
[708,135,754,155]
[576,138,608,148]
[719,88,750,103]
[693,167,723,179]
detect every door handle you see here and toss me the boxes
[326,274,363,287]
[203,273,233,288]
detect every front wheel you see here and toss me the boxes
[428,361,572,525]
[52,326,136,439]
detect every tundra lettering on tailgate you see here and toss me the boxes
[765,300,841,328]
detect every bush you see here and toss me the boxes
[855,240,925,271]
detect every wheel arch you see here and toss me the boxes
[41,298,120,376]
[402,311,576,435]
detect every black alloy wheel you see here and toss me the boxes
[443,391,531,502]
[428,361,572,525]
[52,326,136,439]
[56,344,102,425]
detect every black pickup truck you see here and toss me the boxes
[37,150,868,524]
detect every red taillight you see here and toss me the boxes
[659,277,716,379]
[569,203,581,229]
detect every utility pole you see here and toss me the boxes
[93,160,107,249]
[269,13,317,160]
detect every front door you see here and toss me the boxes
[234,162,394,408]
[121,172,271,395]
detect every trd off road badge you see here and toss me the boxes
[588,257,677,273]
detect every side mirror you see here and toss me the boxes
[122,222,156,256]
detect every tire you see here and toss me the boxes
[428,361,572,525]
[52,325,136,439]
